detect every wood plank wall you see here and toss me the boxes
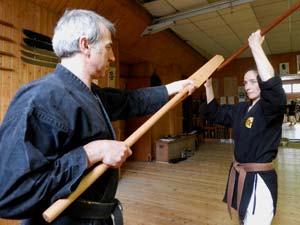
[0,0,58,121]
[0,0,124,125]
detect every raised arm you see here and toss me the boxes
[248,30,275,81]
[204,78,214,104]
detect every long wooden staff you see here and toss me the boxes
[42,55,224,223]
[43,1,300,222]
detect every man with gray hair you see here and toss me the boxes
[0,9,195,225]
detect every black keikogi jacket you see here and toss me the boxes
[0,64,169,224]
[200,76,286,220]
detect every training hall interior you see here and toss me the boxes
[0,0,300,224]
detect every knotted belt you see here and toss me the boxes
[63,198,123,225]
[226,159,273,219]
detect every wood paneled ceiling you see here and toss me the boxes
[29,0,300,62]
[138,0,300,59]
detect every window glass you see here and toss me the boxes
[292,83,300,93]
[283,84,292,93]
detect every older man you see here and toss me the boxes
[0,9,194,225]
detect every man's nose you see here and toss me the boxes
[109,51,115,62]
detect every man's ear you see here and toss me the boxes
[79,36,90,55]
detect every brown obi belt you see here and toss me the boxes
[226,159,273,218]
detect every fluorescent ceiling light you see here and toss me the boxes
[142,0,254,36]
[141,20,175,36]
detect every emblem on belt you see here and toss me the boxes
[245,117,254,128]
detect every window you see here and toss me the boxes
[293,83,300,93]
[281,75,300,93]
[283,84,292,93]
[282,83,300,93]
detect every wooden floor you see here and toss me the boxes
[1,126,300,225]
[116,143,300,225]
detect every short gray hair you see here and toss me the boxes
[52,9,116,58]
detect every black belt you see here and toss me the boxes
[64,198,123,225]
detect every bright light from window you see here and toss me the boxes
[292,83,300,93]
[283,84,292,93]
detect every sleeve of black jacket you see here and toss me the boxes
[0,105,88,219]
